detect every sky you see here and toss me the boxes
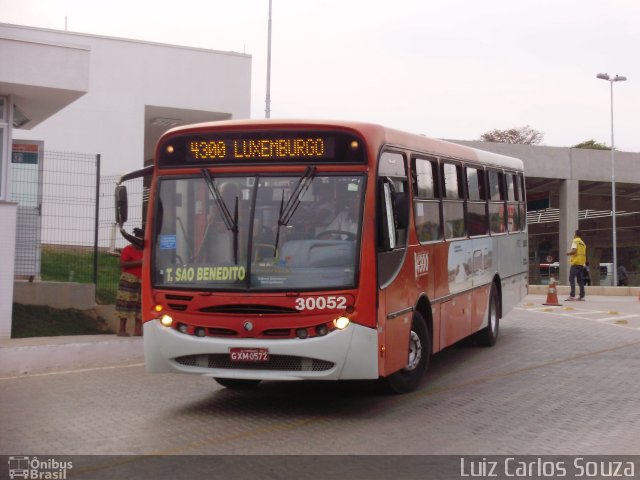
[2,0,639,151]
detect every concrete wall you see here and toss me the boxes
[13,280,96,310]
[0,34,90,129]
[0,35,89,91]
[13,282,130,335]
[0,202,17,339]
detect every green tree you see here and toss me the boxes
[480,125,543,145]
[572,139,610,150]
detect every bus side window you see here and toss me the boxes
[412,157,442,243]
[466,166,488,237]
[506,172,520,233]
[518,173,527,232]
[488,169,506,234]
[506,173,516,201]
[441,162,465,239]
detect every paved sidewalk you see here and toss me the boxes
[0,334,143,377]
[521,293,640,329]
[1,293,637,377]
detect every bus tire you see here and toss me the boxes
[214,378,262,389]
[382,312,431,394]
[476,284,499,347]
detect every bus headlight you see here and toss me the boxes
[159,314,173,327]
[333,316,350,330]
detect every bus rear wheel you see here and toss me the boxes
[214,378,262,389]
[382,312,431,394]
[476,284,500,347]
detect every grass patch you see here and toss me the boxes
[11,303,114,338]
[41,246,121,304]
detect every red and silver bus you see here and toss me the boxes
[116,120,528,393]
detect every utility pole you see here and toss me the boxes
[265,0,272,118]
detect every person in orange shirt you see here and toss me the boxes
[115,228,144,336]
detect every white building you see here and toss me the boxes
[0,23,252,338]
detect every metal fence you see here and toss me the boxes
[12,150,98,281]
[11,149,145,305]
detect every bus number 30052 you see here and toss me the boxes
[295,296,348,311]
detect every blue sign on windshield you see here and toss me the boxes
[159,234,177,250]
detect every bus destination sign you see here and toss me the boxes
[190,137,330,161]
[158,130,365,166]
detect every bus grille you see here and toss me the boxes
[199,304,300,314]
[174,354,334,372]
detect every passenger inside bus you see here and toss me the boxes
[314,186,337,233]
[318,194,359,240]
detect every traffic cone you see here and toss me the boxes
[543,278,562,306]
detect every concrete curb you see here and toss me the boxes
[0,335,143,377]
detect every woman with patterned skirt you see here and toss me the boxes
[115,228,144,336]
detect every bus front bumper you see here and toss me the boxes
[143,320,379,381]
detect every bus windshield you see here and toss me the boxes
[153,173,365,291]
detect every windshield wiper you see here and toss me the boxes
[200,168,239,264]
[273,166,316,254]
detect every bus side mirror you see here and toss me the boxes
[115,185,128,225]
[392,191,409,229]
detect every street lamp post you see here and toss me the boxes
[265,0,273,119]
[596,72,627,287]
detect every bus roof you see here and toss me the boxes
[162,119,524,172]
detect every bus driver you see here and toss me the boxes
[320,199,359,239]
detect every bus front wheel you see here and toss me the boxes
[214,378,262,389]
[382,312,431,394]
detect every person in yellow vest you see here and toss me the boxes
[566,230,587,301]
